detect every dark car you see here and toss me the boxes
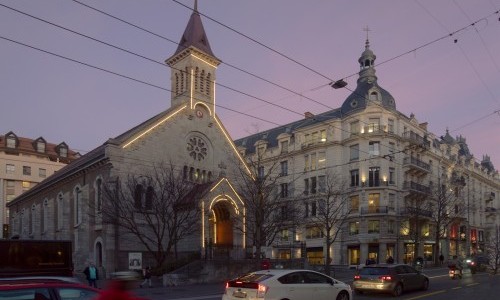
[466,255,490,273]
[0,279,99,300]
[353,263,429,296]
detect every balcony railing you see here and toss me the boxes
[402,131,430,149]
[360,206,390,215]
[403,156,431,173]
[400,207,433,218]
[403,181,431,196]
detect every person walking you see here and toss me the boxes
[83,262,99,288]
[95,271,145,300]
[140,266,152,288]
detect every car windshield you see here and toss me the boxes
[360,267,390,275]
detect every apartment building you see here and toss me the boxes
[0,131,78,237]
[235,39,500,266]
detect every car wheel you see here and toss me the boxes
[421,279,429,290]
[392,283,403,297]
[336,291,349,300]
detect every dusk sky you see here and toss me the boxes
[1,0,499,169]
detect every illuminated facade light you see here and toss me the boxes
[122,105,187,148]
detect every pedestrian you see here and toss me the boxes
[386,256,394,264]
[439,254,444,265]
[94,271,145,300]
[83,262,99,288]
[140,266,152,288]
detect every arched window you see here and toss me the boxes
[74,187,82,225]
[200,70,205,93]
[206,73,211,96]
[42,199,49,234]
[175,73,179,95]
[95,178,102,212]
[134,184,143,209]
[369,91,379,101]
[180,70,184,93]
[145,186,154,210]
[183,166,188,180]
[57,193,64,230]
[189,167,194,182]
[30,204,36,235]
[195,67,199,91]
[96,242,103,267]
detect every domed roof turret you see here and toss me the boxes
[341,38,396,115]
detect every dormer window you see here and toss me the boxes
[369,91,379,101]
[35,138,46,153]
[6,133,17,148]
[57,143,68,158]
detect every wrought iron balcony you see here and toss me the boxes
[403,156,431,176]
[400,206,433,218]
[403,181,431,197]
[402,131,430,150]
[360,206,389,215]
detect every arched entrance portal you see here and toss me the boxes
[210,201,233,248]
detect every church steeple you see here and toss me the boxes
[357,31,377,84]
[166,1,221,113]
[172,0,215,58]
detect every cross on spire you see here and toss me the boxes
[363,26,371,49]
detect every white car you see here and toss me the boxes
[223,269,352,300]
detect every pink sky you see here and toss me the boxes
[1,0,499,169]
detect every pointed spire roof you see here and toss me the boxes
[173,2,215,57]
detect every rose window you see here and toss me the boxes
[187,137,207,161]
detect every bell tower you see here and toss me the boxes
[165,2,221,115]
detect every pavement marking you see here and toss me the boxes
[451,286,462,290]
[406,290,446,300]
[466,282,480,287]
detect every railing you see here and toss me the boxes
[403,181,431,195]
[402,131,430,149]
[400,207,433,218]
[360,206,389,215]
[403,156,431,172]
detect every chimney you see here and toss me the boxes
[304,112,314,119]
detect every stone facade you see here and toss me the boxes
[235,39,500,267]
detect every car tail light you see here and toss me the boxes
[354,275,361,280]
[379,276,392,281]
[257,284,267,298]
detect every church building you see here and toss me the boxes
[7,5,250,275]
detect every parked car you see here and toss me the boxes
[223,269,352,300]
[0,279,99,300]
[353,263,429,296]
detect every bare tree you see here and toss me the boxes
[427,175,466,266]
[306,171,349,276]
[232,150,300,260]
[485,225,500,274]
[101,162,202,269]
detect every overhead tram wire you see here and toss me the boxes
[0,33,410,170]
[0,35,280,128]
[7,1,404,162]
[66,0,419,162]
[4,4,494,169]
[70,0,333,111]
[416,0,499,105]
[0,2,470,173]
[170,0,500,149]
